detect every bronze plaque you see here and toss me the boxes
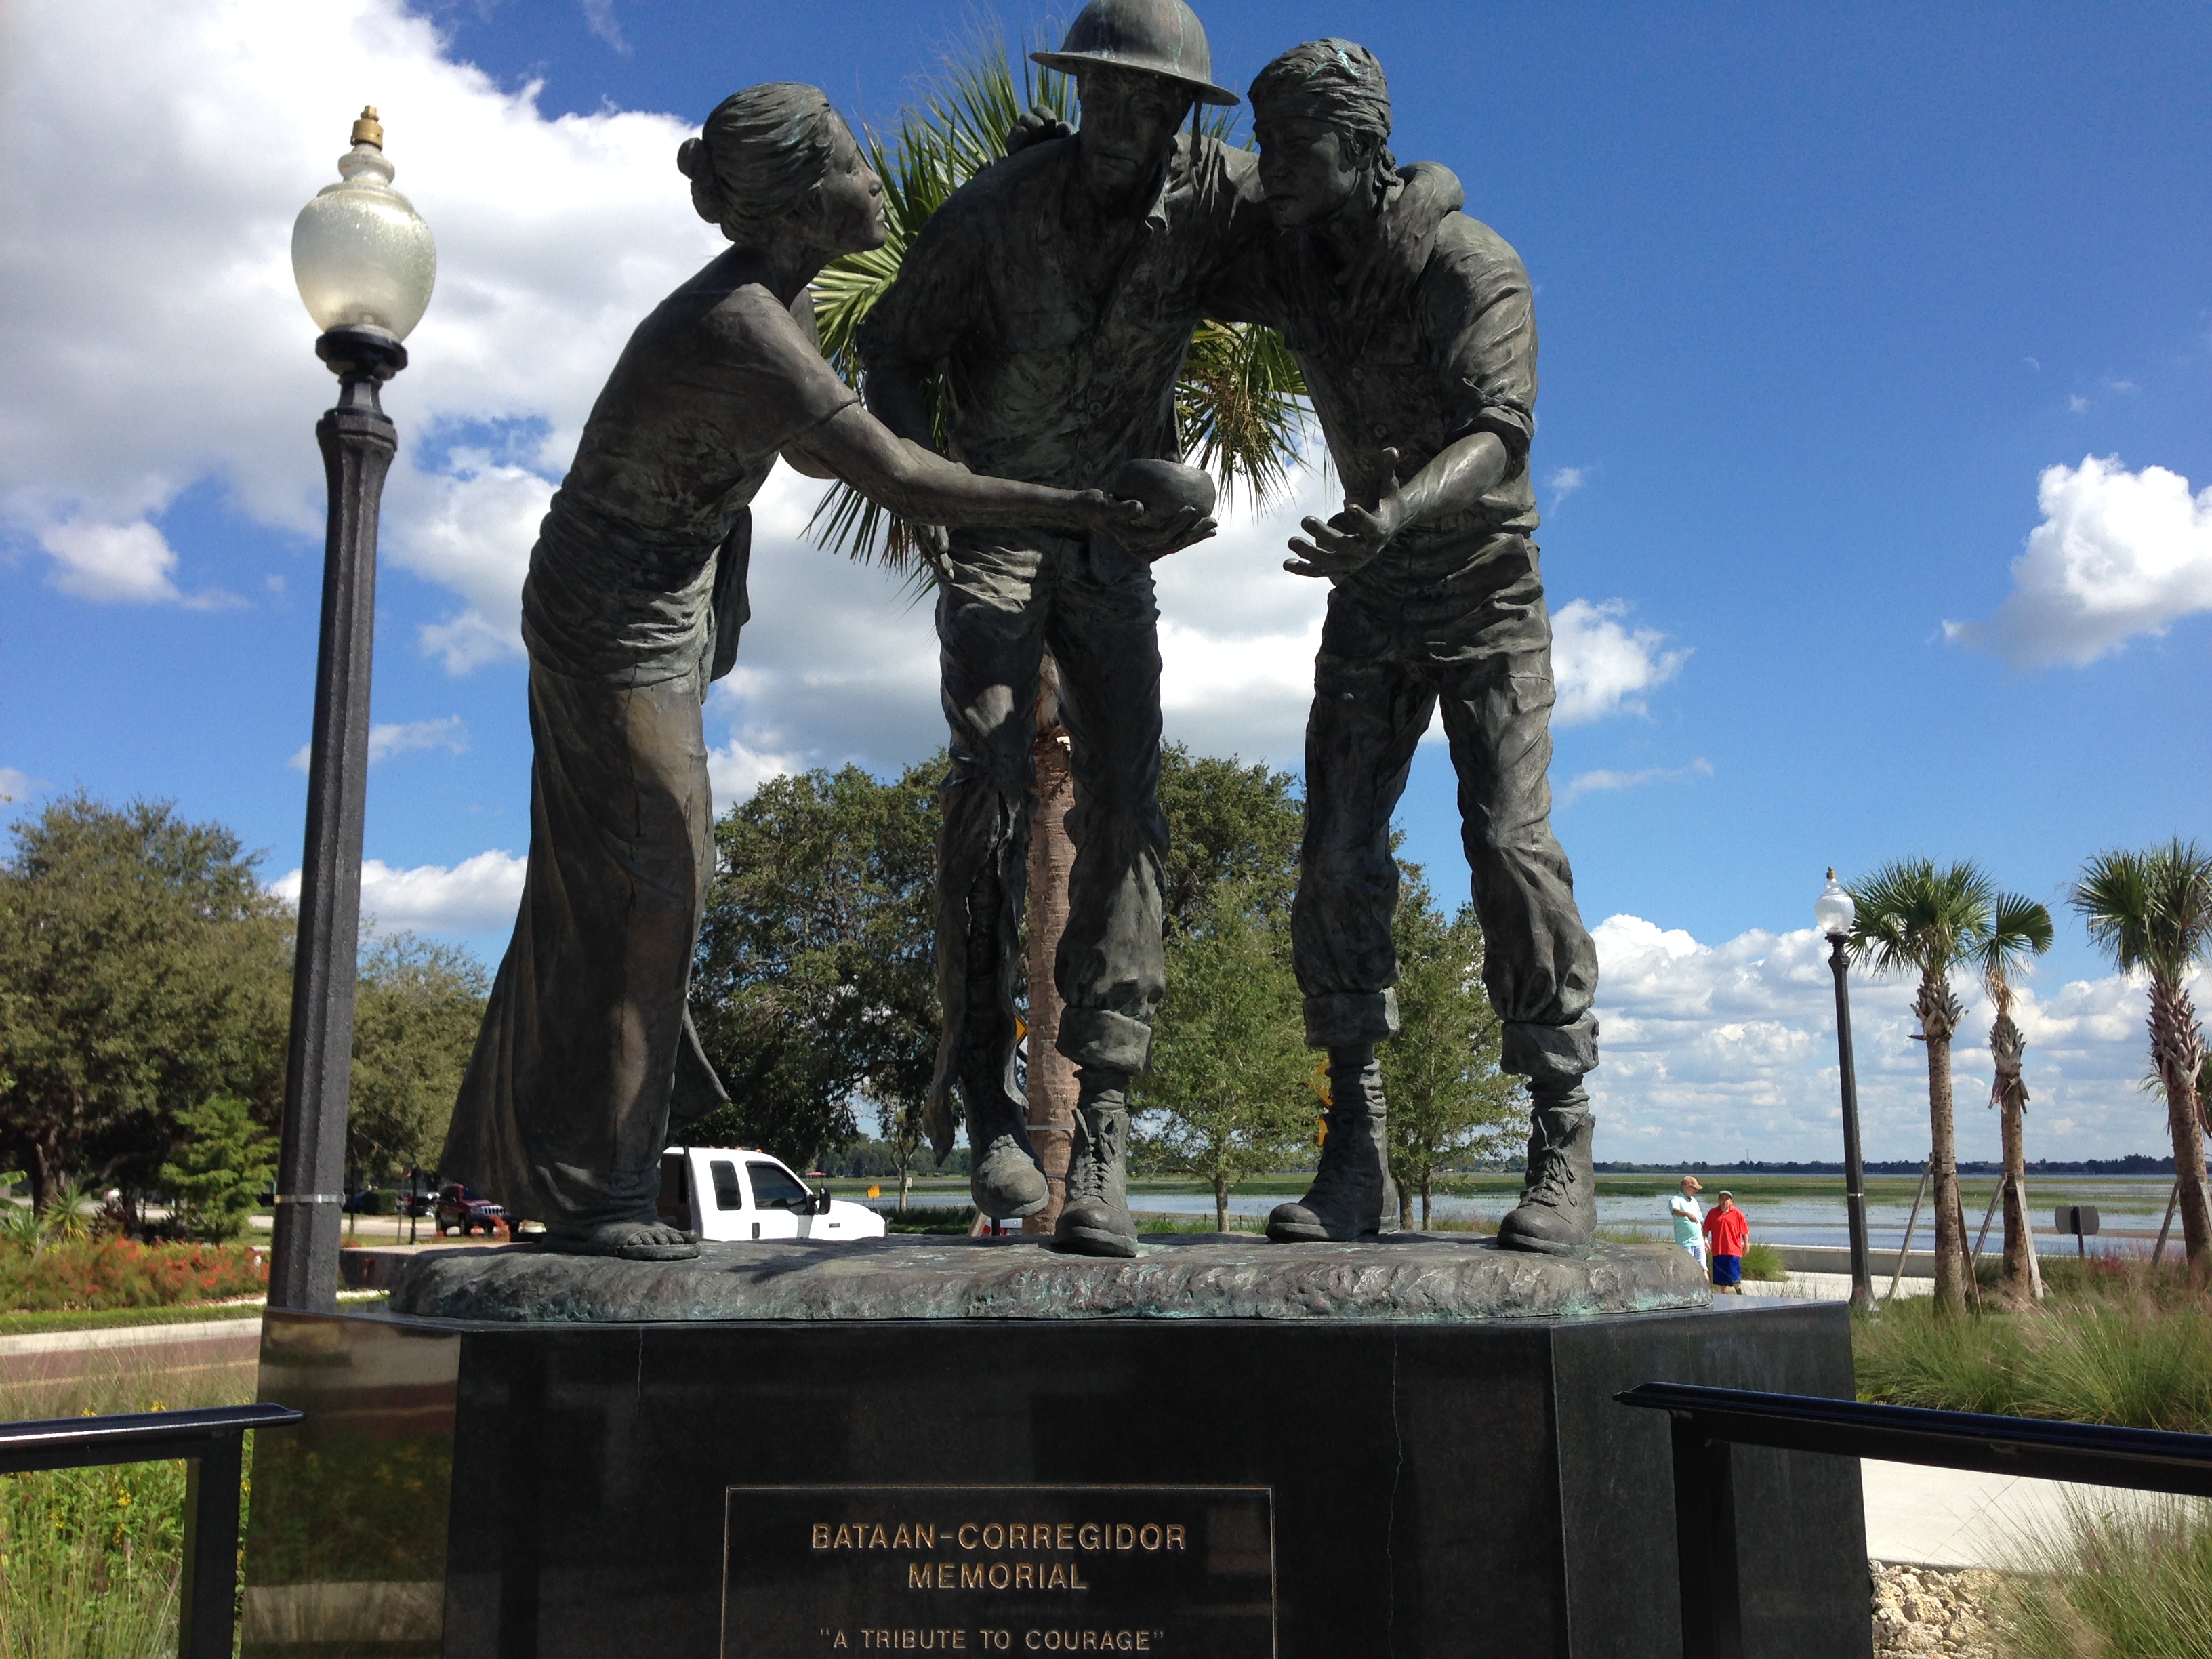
[722,1484,1275,1657]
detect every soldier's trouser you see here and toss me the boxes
[929,529,1169,1143]
[1293,531,1599,1090]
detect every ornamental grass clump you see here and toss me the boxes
[2001,1494,2212,1659]
[1855,1254,2212,1432]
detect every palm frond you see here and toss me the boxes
[1177,320,1310,512]
[2071,839,2212,983]
[1972,891,2055,1005]
[1844,857,2000,983]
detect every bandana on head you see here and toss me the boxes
[1248,39,1393,157]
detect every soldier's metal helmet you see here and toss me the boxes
[1031,0,1240,108]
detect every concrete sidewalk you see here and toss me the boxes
[1862,1458,2156,1568]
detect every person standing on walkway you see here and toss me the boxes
[1671,1176,1705,1269]
[1703,1189,1748,1293]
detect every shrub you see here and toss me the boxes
[0,1238,267,1313]
[157,1094,276,1241]
[1741,1240,1788,1281]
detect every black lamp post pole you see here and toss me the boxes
[1826,933,1874,1310]
[269,325,405,1313]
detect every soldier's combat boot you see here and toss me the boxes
[1497,1094,1596,1254]
[1267,1049,1399,1242]
[1054,1069,1136,1258]
[968,1087,1049,1223]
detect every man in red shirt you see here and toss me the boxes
[1702,1191,1749,1293]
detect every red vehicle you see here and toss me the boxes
[433,1183,507,1238]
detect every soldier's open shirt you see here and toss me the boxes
[857,131,1269,490]
[1216,186,1542,544]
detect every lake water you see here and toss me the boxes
[1111,1175,2178,1254]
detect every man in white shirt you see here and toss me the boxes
[1670,1176,1705,1269]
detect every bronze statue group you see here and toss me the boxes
[442,0,1604,1266]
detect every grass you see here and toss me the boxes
[1854,1253,2212,1431]
[1741,1241,1788,1282]
[2000,1494,2212,1659]
[0,1335,259,1658]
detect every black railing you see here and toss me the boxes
[1617,1382,2212,1659]
[0,1402,302,1659]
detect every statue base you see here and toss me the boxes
[243,1236,1868,1658]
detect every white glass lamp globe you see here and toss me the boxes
[291,108,436,340]
[1815,869,1856,939]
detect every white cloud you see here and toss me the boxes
[270,848,525,937]
[38,520,184,604]
[388,453,556,671]
[1546,465,1586,509]
[1559,756,1711,808]
[580,0,631,54]
[1154,459,1335,764]
[0,768,37,804]
[1946,455,2212,668]
[0,0,720,642]
[0,1,1685,807]
[288,716,468,772]
[1550,598,1689,724]
[1589,912,2202,1162]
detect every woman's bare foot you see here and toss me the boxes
[543,1217,700,1261]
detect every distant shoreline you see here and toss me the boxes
[1593,1158,2179,1176]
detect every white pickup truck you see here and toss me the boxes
[654,1145,887,1244]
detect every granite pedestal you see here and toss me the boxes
[241,1235,1868,1659]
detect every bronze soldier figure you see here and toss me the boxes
[1233,41,1603,1253]
[857,0,1255,1258]
[441,85,1154,1261]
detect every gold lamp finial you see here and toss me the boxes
[351,106,384,150]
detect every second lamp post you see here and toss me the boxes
[1816,869,1874,1309]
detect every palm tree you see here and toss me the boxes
[1847,859,2049,1310]
[1978,895,2055,1301]
[806,40,1311,1221]
[2071,840,2212,1273]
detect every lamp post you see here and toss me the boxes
[269,108,436,1312]
[1817,869,1874,1311]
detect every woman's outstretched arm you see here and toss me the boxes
[784,404,1132,537]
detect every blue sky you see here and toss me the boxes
[2,1,2208,1162]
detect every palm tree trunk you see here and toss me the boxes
[1990,1010,2039,1300]
[2150,975,2212,1271]
[1921,975,1967,1310]
[1021,657,1079,1237]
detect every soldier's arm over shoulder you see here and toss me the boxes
[1193,140,1276,325]
[1425,217,1538,478]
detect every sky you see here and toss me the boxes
[2,0,2209,1164]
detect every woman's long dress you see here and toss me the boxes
[441,280,858,1229]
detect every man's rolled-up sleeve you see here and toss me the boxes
[1429,239,1538,478]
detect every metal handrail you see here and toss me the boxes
[1616,1382,2212,1659]
[0,1402,302,1659]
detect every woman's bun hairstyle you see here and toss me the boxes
[680,83,844,243]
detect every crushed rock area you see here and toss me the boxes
[1872,1560,2006,1658]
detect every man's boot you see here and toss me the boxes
[1054,1069,1136,1258]
[968,1080,1049,1222]
[1497,1092,1595,1254]
[1267,1049,1399,1242]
